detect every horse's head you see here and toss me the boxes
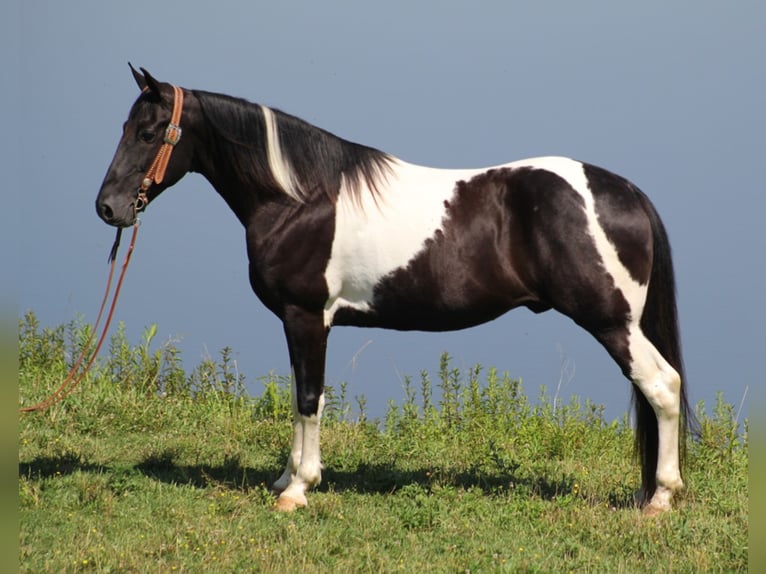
[96,66,195,227]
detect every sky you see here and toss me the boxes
[10,1,763,423]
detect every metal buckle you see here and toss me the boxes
[164,122,182,146]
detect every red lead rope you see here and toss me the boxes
[20,222,139,413]
[22,83,183,414]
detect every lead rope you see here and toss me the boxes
[20,223,139,413]
[21,83,183,414]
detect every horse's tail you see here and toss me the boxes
[633,192,695,501]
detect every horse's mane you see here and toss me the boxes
[193,90,393,205]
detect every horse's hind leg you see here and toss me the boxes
[594,322,683,514]
[624,323,684,514]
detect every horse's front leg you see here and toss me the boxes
[274,306,328,512]
[270,376,302,495]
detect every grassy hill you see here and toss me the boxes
[19,312,748,572]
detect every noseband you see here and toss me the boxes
[135,85,184,212]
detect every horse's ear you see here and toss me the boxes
[129,63,147,91]
[140,67,164,100]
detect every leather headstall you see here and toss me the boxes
[135,84,184,212]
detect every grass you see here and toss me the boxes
[18,311,748,572]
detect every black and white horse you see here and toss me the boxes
[96,67,691,515]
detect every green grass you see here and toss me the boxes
[18,312,748,572]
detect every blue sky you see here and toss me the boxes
[12,1,763,422]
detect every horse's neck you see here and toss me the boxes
[194,164,255,226]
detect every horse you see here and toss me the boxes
[96,66,691,515]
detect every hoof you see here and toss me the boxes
[274,495,306,513]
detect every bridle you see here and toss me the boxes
[135,84,184,212]
[21,84,184,414]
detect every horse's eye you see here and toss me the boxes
[138,130,156,143]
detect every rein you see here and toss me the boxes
[20,225,138,413]
[21,85,184,414]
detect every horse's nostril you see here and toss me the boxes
[99,201,114,222]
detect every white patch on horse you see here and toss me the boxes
[532,157,647,320]
[324,159,485,326]
[261,106,304,202]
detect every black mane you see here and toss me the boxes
[193,90,393,204]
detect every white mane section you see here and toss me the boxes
[261,105,304,202]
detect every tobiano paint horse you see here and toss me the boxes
[96,66,692,515]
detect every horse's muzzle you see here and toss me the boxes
[95,197,137,228]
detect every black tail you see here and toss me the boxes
[633,192,695,503]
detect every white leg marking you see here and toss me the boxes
[627,324,683,512]
[276,392,325,511]
[272,375,301,494]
